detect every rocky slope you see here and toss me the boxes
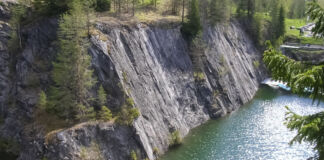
[0,1,265,159]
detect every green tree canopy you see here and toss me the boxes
[181,0,201,39]
[48,0,96,121]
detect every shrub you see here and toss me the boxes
[193,72,205,82]
[153,147,160,156]
[130,150,137,160]
[253,60,260,68]
[98,106,112,121]
[116,107,140,126]
[95,0,111,12]
[0,138,19,158]
[169,130,182,147]
[37,91,47,110]
[126,97,135,106]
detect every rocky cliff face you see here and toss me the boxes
[88,21,264,159]
[0,2,265,159]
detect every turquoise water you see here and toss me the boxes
[162,86,324,160]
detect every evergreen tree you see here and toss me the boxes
[209,0,230,25]
[276,5,286,38]
[263,2,324,159]
[37,91,47,110]
[97,85,107,107]
[98,106,113,121]
[8,1,27,53]
[95,0,111,12]
[48,0,96,121]
[181,0,201,39]
[270,0,280,41]
[247,0,255,18]
[236,0,245,16]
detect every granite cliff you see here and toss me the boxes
[0,1,265,159]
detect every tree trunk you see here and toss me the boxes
[133,0,135,16]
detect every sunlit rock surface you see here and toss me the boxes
[0,1,265,158]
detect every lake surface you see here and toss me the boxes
[162,86,324,160]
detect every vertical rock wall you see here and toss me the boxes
[90,21,264,159]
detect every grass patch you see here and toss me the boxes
[284,18,324,45]
[291,48,324,55]
[285,18,306,37]
[135,11,181,25]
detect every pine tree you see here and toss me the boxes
[98,85,107,107]
[247,0,255,18]
[270,0,280,41]
[8,1,27,53]
[276,5,286,38]
[209,0,230,25]
[37,91,47,110]
[181,0,201,39]
[48,0,96,121]
[98,106,112,121]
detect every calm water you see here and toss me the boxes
[162,86,324,160]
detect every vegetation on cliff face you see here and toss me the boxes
[3,0,324,159]
[47,0,96,121]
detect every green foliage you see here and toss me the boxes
[33,0,71,15]
[181,0,201,39]
[126,97,135,106]
[116,106,140,126]
[269,1,286,42]
[98,85,107,107]
[193,72,205,82]
[0,138,19,158]
[169,130,182,147]
[48,0,96,121]
[98,106,112,121]
[8,1,27,54]
[288,0,306,18]
[130,150,137,160]
[277,5,286,38]
[236,0,255,18]
[37,91,47,110]
[263,40,324,159]
[209,0,230,25]
[95,0,111,12]
[285,106,324,159]
[253,60,260,68]
[153,147,160,156]
[307,1,324,38]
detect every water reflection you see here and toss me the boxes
[162,86,323,160]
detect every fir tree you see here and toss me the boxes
[276,5,286,38]
[97,85,107,107]
[98,106,113,121]
[48,0,96,121]
[37,91,47,110]
[8,1,27,53]
[181,0,201,39]
[209,0,230,25]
